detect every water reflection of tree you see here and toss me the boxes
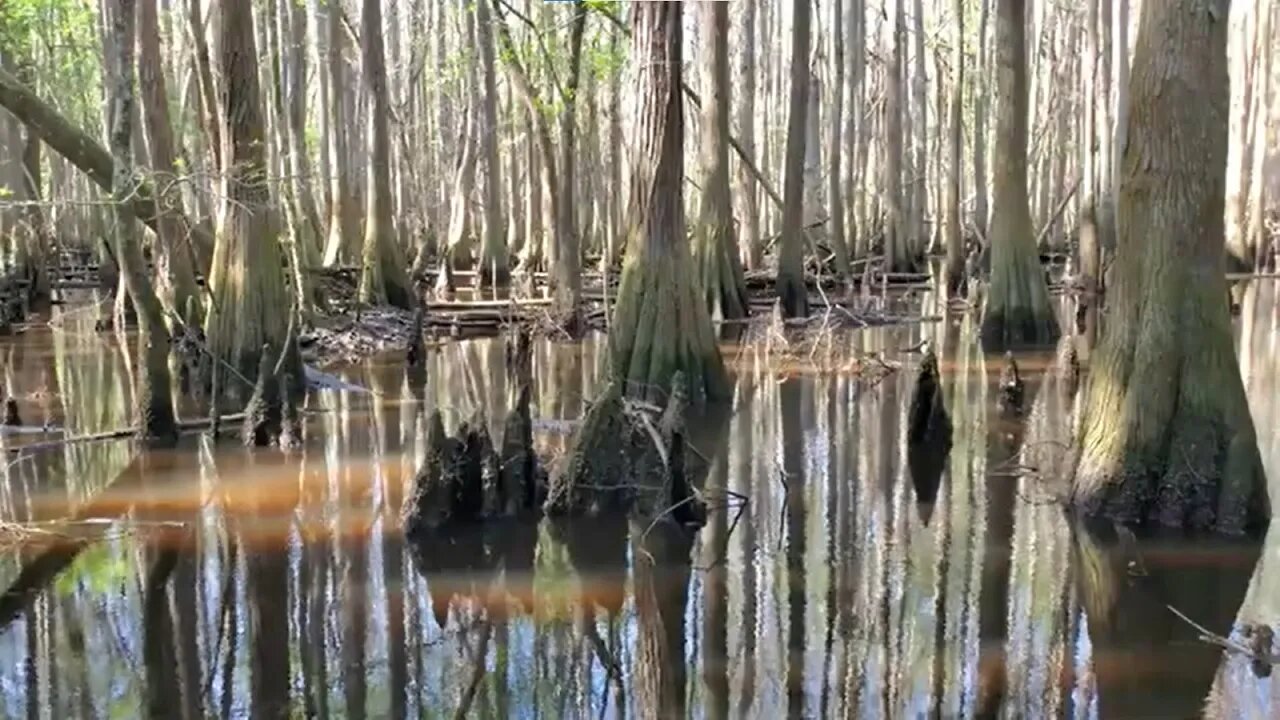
[631,516,694,720]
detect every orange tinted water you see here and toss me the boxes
[0,283,1276,718]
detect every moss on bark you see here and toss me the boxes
[610,2,728,404]
[980,0,1060,350]
[1072,0,1268,535]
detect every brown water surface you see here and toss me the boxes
[0,282,1278,718]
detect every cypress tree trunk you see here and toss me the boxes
[137,0,202,320]
[885,0,910,272]
[1073,0,1268,534]
[736,0,761,272]
[357,0,413,308]
[693,1,748,322]
[826,0,852,285]
[944,0,965,295]
[979,0,1059,350]
[475,0,508,288]
[206,0,290,388]
[611,1,728,404]
[973,0,991,240]
[107,0,177,445]
[321,1,356,267]
[777,0,812,318]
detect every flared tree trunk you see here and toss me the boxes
[138,0,201,320]
[693,1,748,322]
[979,0,1059,350]
[777,0,812,318]
[107,0,177,445]
[475,0,508,288]
[611,1,728,404]
[1072,0,1268,534]
[205,0,290,386]
[551,4,587,326]
[356,0,413,308]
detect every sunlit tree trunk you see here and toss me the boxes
[1243,0,1273,267]
[845,0,864,256]
[137,0,201,320]
[205,0,290,386]
[910,0,928,255]
[321,0,357,266]
[551,4,586,326]
[980,0,1059,350]
[826,0,852,285]
[1078,0,1101,343]
[106,0,177,444]
[356,0,413,308]
[885,0,910,272]
[736,0,761,271]
[611,0,728,403]
[282,0,323,310]
[1073,0,1268,534]
[694,1,748,321]
[187,0,220,172]
[778,0,812,317]
[972,0,991,240]
[944,0,965,294]
[475,0,508,288]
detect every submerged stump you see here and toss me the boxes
[545,372,706,527]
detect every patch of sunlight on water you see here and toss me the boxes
[0,282,1276,718]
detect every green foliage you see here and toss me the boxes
[54,541,131,597]
[1,0,102,126]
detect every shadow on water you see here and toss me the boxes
[0,282,1276,718]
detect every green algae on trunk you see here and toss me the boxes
[1072,0,1268,534]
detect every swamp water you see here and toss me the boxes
[0,282,1277,719]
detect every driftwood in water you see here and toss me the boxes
[907,349,953,523]
[997,351,1025,416]
[545,372,706,527]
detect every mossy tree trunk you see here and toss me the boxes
[776,0,811,318]
[1072,0,1268,534]
[611,1,728,405]
[107,0,177,445]
[979,0,1059,350]
[693,1,748,322]
[137,0,202,321]
[356,0,413,309]
[205,0,290,391]
[475,0,508,289]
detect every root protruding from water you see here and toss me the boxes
[996,351,1025,416]
[240,344,282,447]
